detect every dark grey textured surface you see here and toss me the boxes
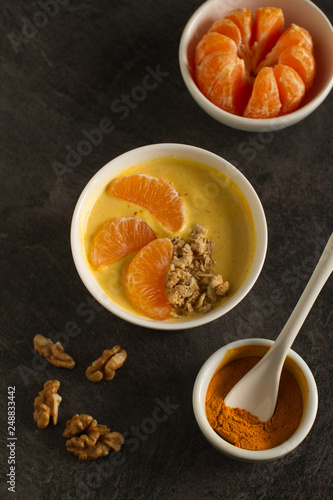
[0,1,332,499]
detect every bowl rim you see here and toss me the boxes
[70,143,268,331]
[192,338,318,461]
[179,0,333,132]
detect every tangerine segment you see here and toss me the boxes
[89,217,157,268]
[251,7,284,70]
[196,51,240,103]
[274,64,305,115]
[224,8,253,47]
[278,45,316,90]
[108,174,185,232]
[208,18,242,48]
[258,24,314,70]
[244,67,281,119]
[209,59,250,115]
[195,32,238,67]
[126,238,173,320]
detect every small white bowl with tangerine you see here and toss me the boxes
[179,0,333,131]
[71,143,267,330]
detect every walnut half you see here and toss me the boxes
[86,345,127,382]
[63,414,125,461]
[33,380,62,429]
[33,334,76,369]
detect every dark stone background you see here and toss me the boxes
[0,1,332,499]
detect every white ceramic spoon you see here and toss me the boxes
[224,233,333,422]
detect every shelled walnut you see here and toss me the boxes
[33,334,76,369]
[33,380,62,429]
[86,345,127,382]
[63,414,125,461]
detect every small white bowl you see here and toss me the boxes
[70,143,267,330]
[179,0,333,132]
[193,338,318,461]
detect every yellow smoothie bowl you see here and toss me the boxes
[70,143,267,330]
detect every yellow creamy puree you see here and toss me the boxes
[85,156,256,319]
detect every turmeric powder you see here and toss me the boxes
[206,356,303,451]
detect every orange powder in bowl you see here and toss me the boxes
[205,356,303,450]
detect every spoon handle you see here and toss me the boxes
[268,233,333,361]
[224,234,332,421]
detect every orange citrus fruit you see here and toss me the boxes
[273,64,305,115]
[208,18,243,49]
[108,174,184,231]
[251,7,284,70]
[195,32,238,67]
[126,238,173,320]
[224,7,253,47]
[194,7,316,118]
[195,34,250,115]
[258,24,314,69]
[278,45,316,91]
[209,57,250,116]
[89,217,156,268]
[244,66,281,118]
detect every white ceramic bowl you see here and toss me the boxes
[70,143,267,330]
[193,338,318,461]
[179,0,333,132]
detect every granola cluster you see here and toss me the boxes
[63,414,125,461]
[166,224,230,316]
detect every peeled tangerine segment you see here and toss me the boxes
[251,7,284,70]
[196,50,243,106]
[258,24,314,70]
[244,67,281,119]
[278,45,316,90]
[89,217,156,268]
[208,18,242,49]
[274,64,305,115]
[126,238,173,320]
[108,174,185,232]
[196,48,238,97]
[224,8,253,47]
[195,32,237,67]
[209,58,251,116]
